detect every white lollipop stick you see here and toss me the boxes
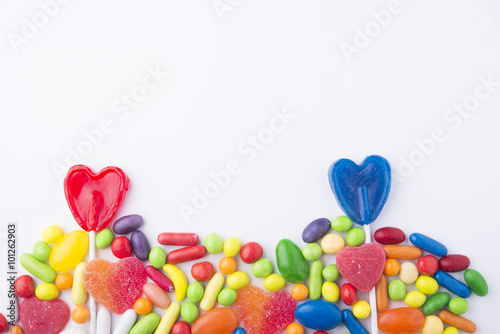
[96,308,111,334]
[364,224,378,334]
[89,230,97,334]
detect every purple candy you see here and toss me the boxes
[130,230,151,261]
[113,214,143,235]
[302,218,331,243]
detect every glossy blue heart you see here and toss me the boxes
[328,155,391,225]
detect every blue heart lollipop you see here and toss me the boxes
[328,155,391,225]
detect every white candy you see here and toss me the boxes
[60,328,87,334]
[112,309,137,334]
[96,308,111,334]
[400,261,419,284]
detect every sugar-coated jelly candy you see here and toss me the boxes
[438,310,476,333]
[302,218,331,243]
[143,283,170,309]
[113,214,143,235]
[159,232,199,246]
[409,233,447,257]
[439,254,470,272]
[15,275,35,298]
[130,230,151,261]
[464,268,488,297]
[434,270,471,298]
[20,297,70,334]
[49,231,89,272]
[240,242,264,264]
[129,312,160,334]
[276,239,309,284]
[295,300,342,331]
[167,245,207,264]
[341,309,369,334]
[377,307,425,334]
[417,255,439,276]
[422,292,450,315]
[374,227,406,245]
[191,308,238,334]
[172,321,191,334]
[191,261,215,282]
[20,253,57,283]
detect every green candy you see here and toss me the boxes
[322,264,341,281]
[181,301,199,324]
[449,297,469,315]
[464,269,488,297]
[96,229,114,249]
[187,281,204,303]
[218,288,238,306]
[276,239,309,284]
[252,258,273,278]
[204,233,223,254]
[149,247,167,268]
[388,279,406,301]
[422,292,450,315]
[20,253,56,283]
[331,216,353,232]
[346,227,365,246]
[33,241,51,262]
[302,243,322,261]
[129,312,160,334]
[308,260,323,300]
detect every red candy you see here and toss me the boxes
[0,314,7,333]
[172,321,191,334]
[417,254,439,275]
[191,262,215,282]
[167,245,207,264]
[158,233,199,246]
[341,283,357,306]
[145,265,175,292]
[20,297,70,334]
[240,242,264,264]
[439,254,470,272]
[111,236,132,259]
[374,227,406,245]
[15,275,35,298]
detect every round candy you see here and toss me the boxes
[331,216,352,232]
[172,321,191,334]
[251,258,273,278]
[449,297,469,315]
[443,327,460,334]
[227,271,249,290]
[352,300,370,319]
[149,247,167,268]
[15,275,35,298]
[416,276,439,295]
[218,288,238,306]
[346,227,365,246]
[72,306,90,324]
[320,234,345,254]
[33,241,51,262]
[181,301,199,324]
[340,283,357,306]
[187,281,205,303]
[55,273,73,290]
[421,315,444,334]
[388,280,406,301]
[404,290,427,308]
[322,264,340,281]
[263,274,285,291]
[111,236,132,258]
[191,261,215,282]
[223,237,242,257]
[240,242,263,264]
[204,233,223,254]
[287,323,304,334]
[384,258,400,276]
[321,281,339,303]
[219,257,237,275]
[35,283,59,300]
[134,298,152,315]
[417,254,439,276]
[302,218,331,243]
[291,283,309,301]
[400,261,419,284]
[96,228,114,249]
[302,243,322,261]
[42,225,64,244]
[10,325,24,334]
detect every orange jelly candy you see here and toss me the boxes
[191,308,238,334]
[378,307,425,334]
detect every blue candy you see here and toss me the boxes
[233,327,246,334]
[342,309,369,334]
[434,270,471,298]
[295,300,342,330]
[302,218,331,243]
[409,233,447,257]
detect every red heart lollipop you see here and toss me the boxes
[64,165,129,232]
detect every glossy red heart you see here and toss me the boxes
[64,165,129,232]
[20,297,70,334]
[336,243,386,292]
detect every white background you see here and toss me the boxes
[1,0,500,333]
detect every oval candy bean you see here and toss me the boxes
[374,227,406,245]
[112,309,137,334]
[302,243,322,261]
[191,261,215,282]
[302,218,331,243]
[35,283,59,300]
[263,274,285,291]
[71,262,87,306]
[376,274,388,312]
[130,230,151,261]
[143,283,170,309]
[443,328,460,334]
[200,273,224,311]
[145,266,175,292]
[439,254,470,272]
[352,300,370,319]
[20,253,57,283]
[384,258,400,276]
[400,262,419,284]
[416,276,439,295]
[156,302,181,334]
[167,245,207,264]
[227,271,250,290]
[158,232,199,246]
[15,275,35,298]
[204,233,223,254]
[464,268,488,297]
[346,227,365,246]
[388,280,406,301]
[181,301,199,323]
[404,290,427,308]
[187,281,204,303]
[321,281,339,303]
[10,325,24,334]
[240,242,263,264]
[111,236,132,259]
[295,300,342,331]
[438,310,476,333]
[331,216,352,232]
[383,245,422,260]
[308,260,323,300]
[340,283,357,306]
[149,247,167,268]
[276,239,309,284]
[409,233,447,257]
[320,234,345,254]
[33,241,51,262]
[218,288,238,306]
[223,237,242,257]
[322,264,340,282]
[422,292,450,315]
[129,312,160,334]
[96,228,114,249]
[377,307,425,334]
[113,214,143,235]
[449,297,468,315]
[42,225,64,244]
[191,308,238,334]
[421,315,444,334]
[342,309,369,334]
[171,321,191,334]
[417,254,439,276]
[434,270,471,298]
[252,258,273,278]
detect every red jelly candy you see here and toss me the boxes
[111,236,132,259]
[172,321,191,334]
[417,254,439,276]
[15,275,35,298]
[191,262,215,282]
[341,283,357,306]
[240,242,264,264]
[19,297,70,334]
[439,254,470,272]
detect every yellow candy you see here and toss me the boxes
[321,281,339,303]
[72,262,87,306]
[163,264,188,302]
[443,327,459,334]
[36,283,59,300]
[227,271,250,290]
[200,273,225,311]
[49,231,89,272]
[42,225,64,244]
[352,300,370,319]
[416,276,439,295]
[320,234,345,254]
[404,290,427,308]
[263,274,285,291]
[155,302,180,334]
[223,237,242,257]
[422,315,444,334]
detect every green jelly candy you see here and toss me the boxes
[276,239,309,284]
[422,292,450,315]
[252,258,273,278]
[302,243,322,261]
[331,216,353,232]
[33,241,51,262]
[322,264,341,281]
[449,297,468,315]
[96,228,114,249]
[388,279,406,301]
[204,233,223,254]
[149,247,167,268]
[20,253,56,283]
[181,301,199,324]
[464,269,488,297]
[129,312,160,334]
[218,288,238,306]
[346,227,365,246]
[187,281,204,303]
[308,260,323,300]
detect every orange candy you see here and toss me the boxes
[384,259,400,276]
[10,326,24,334]
[376,274,389,313]
[286,323,304,334]
[191,307,238,334]
[55,273,73,290]
[72,306,90,324]
[134,298,153,315]
[378,307,425,334]
[383,245,422,260]
[438,310,477,333]
[219,257,237,275]
[291,284,309,301]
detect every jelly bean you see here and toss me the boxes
[388,279,406,301]
[0,314,6,333]
[233,328,246,334]
[263,273,285,291]
[384,258,400,276]
[167,245,207,264]
[291,283,309,301]
[286,323,304,334]
[10,325,24,334]
[321,281,339,303]
[417,254,439,275]
[72,306,90,324]
[295,300,342,330]
[276,239,309,283]
[416,275,439,295]
[204,233,223,254]
[130,230,151,261]
[302,218,331,243]
[240,242,263,264]
[422,315,444,334]
[434,270,471,298]
[252,258,273,278]
[322,264,340,281]
[383,245,422,259]
[223,237,242,257]
[308,260,323,300]
[15,275,35,298]
[181,301,199,323]
[35,283,59,300]
[96,228,114,249]
[342,309,370,334]
[449,297,468,315]
[375,274,388,312]
[439,254,470,272]
[200,273,224,311]
[171,321,191,334]
[341,283,357,306]
[149,247,167,268]
[164,264,188,301]
[191,308,238,334]
[113,309,137,334]
[113,214,143,235]
[20,253,57,283]
[111,236,132,258]
[464,268,488,296]
[422,292,450,315]
[71,262,87,306]
[55,273,73,290]
[145,265,175,292]
[331,216,352,232]
[158,232,199,246]
[156,302,181,334]
[33,241,51,261]
[129,312,160,334]
[96,309,111,334]
[218,288,238,306]
[191,261,214,282]
[353,300,370,319]
[438,310,476,333]
[409,233,447,257]
[400,261,419,284]
[302,243,322,261]
[143,283,170,309]
[49,231,89,272]
[443,327,460,334]
[374,227,405,245]
[219,257,237,274]
[404,290,427,308]
[346,227,365,246]
[135,298,153,315]
[320,233,345,254]
[42,225,63,243]
[187,281,205,303]
[377,307,425,334]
